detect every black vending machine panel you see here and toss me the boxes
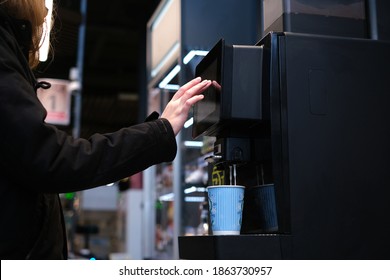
[179,32,390,259]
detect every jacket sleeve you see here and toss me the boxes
[0,46,177,193]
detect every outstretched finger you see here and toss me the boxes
[182,79,211,100]
[171,77,202,101]
[184,94,205,109]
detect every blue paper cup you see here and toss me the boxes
[207,185,245,235]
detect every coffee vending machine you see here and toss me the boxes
[178,32,390,259]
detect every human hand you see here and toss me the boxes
[161,77,211,135]
[212,80,221,91]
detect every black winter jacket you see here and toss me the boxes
[0,8,176,259]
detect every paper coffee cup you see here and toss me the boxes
[207,185,245,235]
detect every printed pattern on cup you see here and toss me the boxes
[207,186,245,234]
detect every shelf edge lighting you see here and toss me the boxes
[184,117,193,128]
[183,50,209,65]
[157,50,208,91]
[184,186,206,194]
[158,64,181,89]
[184,141,203,148]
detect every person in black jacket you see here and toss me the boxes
[0,0,211,259]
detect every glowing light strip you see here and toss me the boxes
[184,141,203,148]
[159,192,174,201]
[184,196,205,202]
[158,64,180,89]
[184,117,193,128]
[39,0,53,62]
[184,186,206,194]
[151,0,173,31]
[162,84,180,91]
[151,42,180,78]
[183,50,209,65]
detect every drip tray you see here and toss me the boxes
[178,234,291,260]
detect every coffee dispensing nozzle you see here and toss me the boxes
[208,137,253,165]
[204,154,222,164]
[205,137,246,186]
